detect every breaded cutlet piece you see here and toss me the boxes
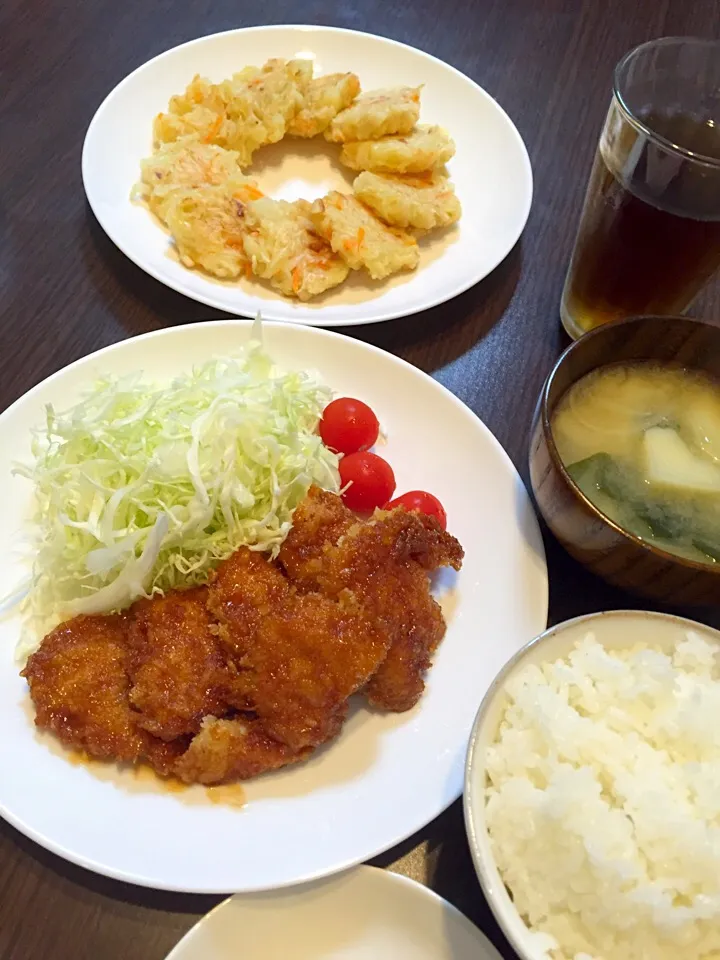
[138,140,245,223]
[22,614,146,763]
[208,548,392,752]
[288,72,361,138]
[278,485,355,586]
[315,507,464,588]
[309,192,419,280]
[206,548,290,661]
[174,716,309,785]
[363,562,448,712]
[127,587,229,741]
[280,491,453,711]
[281,492,464,594]
[353,171,461,231]
[340,124,455,174]
[288,505,464,713]
[22,613,183,774]
[325,86,421,143]
[278,491,464,711]
[164,177,262,279]
[243,198,349,300]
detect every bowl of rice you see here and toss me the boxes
[463,609,720,960]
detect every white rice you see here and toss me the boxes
[485,632,720,960]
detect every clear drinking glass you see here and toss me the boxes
[561,37,720,340]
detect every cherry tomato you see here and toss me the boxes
[339,452,396,512]
[386,490,447,530]
[320,397,380,454]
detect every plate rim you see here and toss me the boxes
[81,23,533,327]
[0,319,548,892]
[164,864,503,959]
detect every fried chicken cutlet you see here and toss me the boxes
[127,587,230,741]
[278,485,355,587]
[22,600,305,785]
[322,510,463,712]
[174,716,310,785]
[22,614,183,775]
[279,488,464,712]
[208,547,391,751]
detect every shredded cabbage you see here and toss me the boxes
[14,334,339,657]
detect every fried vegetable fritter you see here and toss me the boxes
[340,124,455,174]
[243,197,349,299]
[163,178,262,278]
[309,192,419,280]
[154,59,312,167]
[325,86,421,143]
[288,72,361,138]
[138,139,246,223]
[353,171,461,231]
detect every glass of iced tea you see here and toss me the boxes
[561,37,720,340]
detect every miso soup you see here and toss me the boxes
[551,361,720,566]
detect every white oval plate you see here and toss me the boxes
[0,321,547,892]
[165,866,503,959]
[82,25,532,326]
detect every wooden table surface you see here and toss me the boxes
[2,1,720,958]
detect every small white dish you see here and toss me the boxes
[165,866,503,960]
[82,24,533,326]
[0,319,547,893]
[463,609,720,960]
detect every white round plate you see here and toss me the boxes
[82,25,532,326]
[165,866,503,960]
[0,321,547,892]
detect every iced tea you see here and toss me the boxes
[561,39,720,339]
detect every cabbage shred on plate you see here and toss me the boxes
[14,337,339,657]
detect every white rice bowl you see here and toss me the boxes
[474,617,720,960]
